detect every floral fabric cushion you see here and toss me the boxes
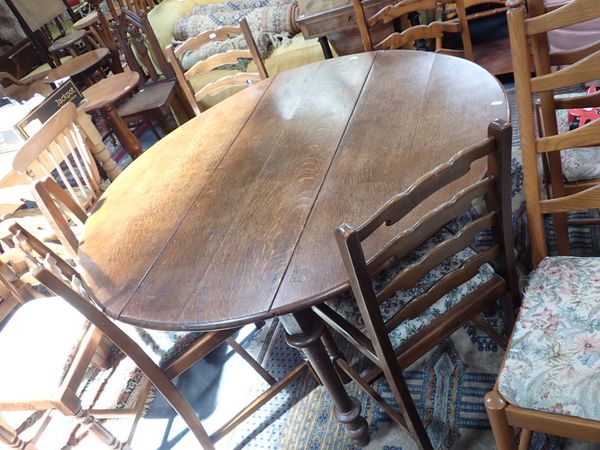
[329,229,497,349]
[498,256,600,421]
[561,147,600,182]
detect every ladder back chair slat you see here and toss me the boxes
[507,0,600,264]
[314,119,519,450]
[167,18,268,116]
[352,0,472,53]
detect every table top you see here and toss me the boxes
[48,30,88,52]
[81,71,140,111]
[79,51,508,331]
[42,48,109,83]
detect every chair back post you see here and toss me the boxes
[506,0,548,263]
[239,18,268,80]
[166,44,203,116]
[484,120,519,325]
[334,224,431,444]
[352,0,374,52]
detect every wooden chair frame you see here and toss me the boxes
[7,222,309,449]
[351,0,473,54]
[314,120,519,450]
[0,243,132,449]
[507,0,600,265]
[167,18,268,116]
[112,9,192,133]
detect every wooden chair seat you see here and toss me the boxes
[328,228,499,349]
[116,80,178,118]
[0,296,88,405]
[497,256,600,422]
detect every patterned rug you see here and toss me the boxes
[82,85,600,449]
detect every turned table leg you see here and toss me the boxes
[280,309,369,446]
[104,104,142,159]
[76,110,121,181]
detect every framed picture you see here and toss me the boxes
[15,79,84,139]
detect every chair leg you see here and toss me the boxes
[72,407,131,450]
[0,421,28,449]
[518,429,531,450]
[485,390,517,450]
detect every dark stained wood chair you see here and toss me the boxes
[167,18,268,116]
[351,0,472,53]
[314,119,519,450]
[112,9,192,135]
[507,0,600,262]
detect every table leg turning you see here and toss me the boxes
[280,310,369,446]
[104,103,142,159]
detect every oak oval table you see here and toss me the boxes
[79,50,508,445]
[41,48,109,85]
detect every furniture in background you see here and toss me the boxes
[41,47,109,87]
[146,0,326,110]
[47,29,99,66]
[80,70,142,159]
[106,0,162,18]
[450,0,513,75]
[319,119,517,450]
[114,9,191,134]
[9,222,310,449]
[351,0,470,52]
[485,3,600,446]
[0,71,52,101]
[507,0,600,264]
[2,0,77,66]
[76,50,508,447]
[168,18,268,116]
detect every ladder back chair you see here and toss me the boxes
[167,18,268,116]
[482,2,600,448]
[7,222,310,449]
[0,239,133,450]
[351,0,472,53]
[314,120,519,450]
[507,0,600,264]
[112,9,192,134]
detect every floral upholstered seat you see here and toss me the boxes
[329,229,498,349]
[498,257,600,421]
[561,147,600,182]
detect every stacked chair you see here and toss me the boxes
[485,1,600,449]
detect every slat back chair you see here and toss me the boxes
[0,235,132,449]
[314,120,518,450]
[8,222,309,449]
[167,18,268,116]
[507,0,600,265]
[12,103,108,215]
[114,8,174,87]
[351,0,473,54]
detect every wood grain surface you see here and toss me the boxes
[42,48,109,83]
[78,51,508,331]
